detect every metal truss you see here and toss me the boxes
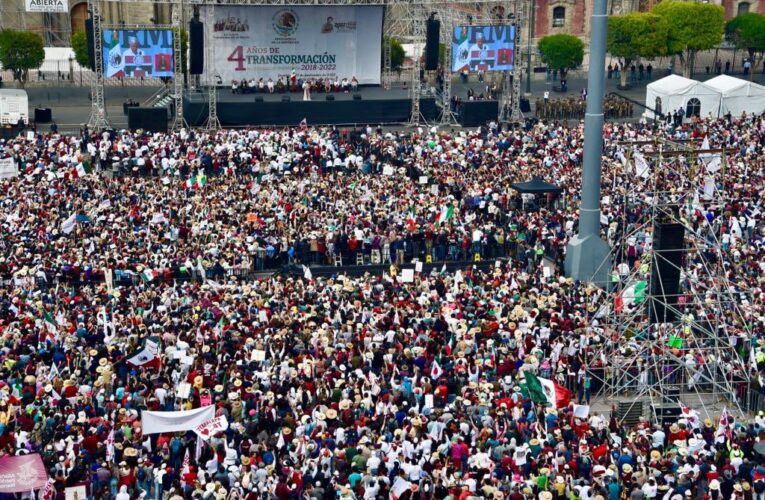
[498,0,522,124]
[171,1,188,130]
[408,5,426,126]
[88,0,110,130]
[203,3,221,130]
[586,138,753,423]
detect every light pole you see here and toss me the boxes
[525,0,535,94]
[564,0,612,285]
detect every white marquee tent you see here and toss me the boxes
[644,74,722,120]
[704,74,765,117]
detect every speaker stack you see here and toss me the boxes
[128,108,169,133]
[649,222,685,323]
[189,20,204,75]
[85,18,96,71]
[425,17,440,71]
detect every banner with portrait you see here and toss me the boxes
[451,25,516,73]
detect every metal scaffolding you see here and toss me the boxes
[171,0,188,130]
[202,3,220,129]
[586,138,753,423]
[87,0,110,130]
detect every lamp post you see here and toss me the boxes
[564,0,612,285]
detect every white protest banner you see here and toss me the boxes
[141,405,215,434]
[26,0,67,13]
[382,165,394,176]
[0,158,19,179]
[194,415,229,440]
[415,261,423,273]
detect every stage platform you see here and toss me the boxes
[182,82,504,127]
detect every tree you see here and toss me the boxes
[607,13,667,88]
[0,30,45,87]
[652,0,724,77]
[179,29,188,76]
[382,36,405,73]
[71,31,90,69]
[725,13,765,81]
[537,34,584,77]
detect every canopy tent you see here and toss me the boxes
[644,75,722,120]
[510,176,563,194]
[704,74,765,117]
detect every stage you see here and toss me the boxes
[182,82,505,127]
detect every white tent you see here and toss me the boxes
[704,74,765,117]
[644,74,722,120]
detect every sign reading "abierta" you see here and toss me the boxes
[26,0,68,13]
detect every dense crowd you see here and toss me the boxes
[1,111,765,500]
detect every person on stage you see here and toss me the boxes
[303,80,312,101]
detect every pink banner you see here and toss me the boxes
[0,453,48,493]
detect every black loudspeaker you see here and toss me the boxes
[353,94,362,101]
[34,108,52,123]
[425,18,440,71]
[255,96,263,102]
[649,222,685,323]
[281,96,291,102]
[127,107,168,133]
[189,20,204,75]
[325,95,335,101]
[85,18,96,71]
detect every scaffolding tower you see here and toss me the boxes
[585,138,753,422]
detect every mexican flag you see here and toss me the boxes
[104,32,124,78]
[74,160,92,178]
[43,311,59,339]
[126,336,161,368]
[438,204,454,226]
[140,268,155,282]
[616,280,647,313]
[186,174,207,189]
[523,371,571,409]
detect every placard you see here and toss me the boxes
[401,268,414,283]
[0,158,19,179]
[382,165,394,176]
[415,261,423,273]
[252,349,266,361]
[176,382,191,399]
[26,131,35,141]
[65,485,88,500]
[418,176,428,184]
[424,394,434,408]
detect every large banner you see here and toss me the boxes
[25,0,67,13]
[102,29,174,79]
[0,454,48,493]
[452,25,516,73]
[141,406,215,435]
[205,6,383,85]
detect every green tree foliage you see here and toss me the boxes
[607,13,667,87]
[179,29,188,75]
[537,34,584,76]
[725,13,765,80]
[71,31,90,69]
[652,1,724,77]
[0,30,45,87]
[383,36,406,73]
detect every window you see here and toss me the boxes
[552,6,566,27]
[738,2,750,14]
[686,97,701,117]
